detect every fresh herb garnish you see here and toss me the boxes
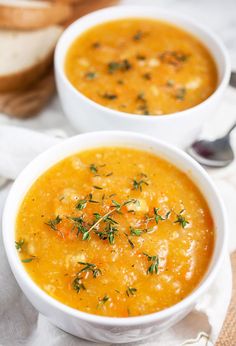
[130,227,144,236]
[175,87,186,101]
[174,209,189,228]
[153,208,165,224]
[108,59,132,73]
[125,233,135,249]
[98,294,110,307]
[76,199,87,210]
[160,51,189,66]
[78,262,102,278]
[72,277,86,293]
[89,163,98,174]
[143,253,159,275]
[45,215,62,231]
[126,287,137,296]
[133,31,144,41]
[15,239,24,252]
[85,71,97,80]
[132,178,148,191]
[93,185,103,190]
[101,92,118,100]
[21,257,36,263]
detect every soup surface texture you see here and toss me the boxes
[16,148,214,317]
[65,18,217,116]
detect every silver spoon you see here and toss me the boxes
[188,122,236,167]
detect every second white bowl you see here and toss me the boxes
[55,6,230,148]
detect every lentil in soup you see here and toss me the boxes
[65,18,218,116]
[16,148,214,317]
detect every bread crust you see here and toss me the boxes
[0,69,55,118]
[0,1,72,30]
[0,49,55,93]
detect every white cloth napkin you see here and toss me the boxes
[1,87,236,346]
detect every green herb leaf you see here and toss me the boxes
[130,227,143,236]
[143,252,159,274]
[132,179,148,192]
[174,209,189,228]
[126,287,137,296]
[101,92,118,100]
[45,215,62,231]
[72,277,86,293]
[85,72,97,80]
[15,239,24,252]
[108,59,131,74]
[21,257,35,263]
[76,199,87,210]
[89,163,98,174]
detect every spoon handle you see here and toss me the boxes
[226,122,236,137]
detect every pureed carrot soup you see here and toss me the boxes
[65,18,218,116]
[16,147,214,317]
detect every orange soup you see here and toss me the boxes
[65,19,218,116]
[16,148,214,317]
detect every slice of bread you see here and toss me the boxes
[0,25,63,92]
[0,69,55,118]
[0,0,72,30]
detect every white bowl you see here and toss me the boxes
[55,6,231,148]
[2,131,227,343]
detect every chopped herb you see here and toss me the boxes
[101,92,117,100]
[126,287,137,296]
[125,233,135,249]
[76,199,87,210]
[21,257,35,263]
[130,227,143,236]
[93,212,101,221]
[137,92,146,101]
[95,225,118,245]
[133,31,144,41]
[160,51,189,66]
[15,239,24,252]
[143,253,159,274]
[72,277,86,293]
[78,262,102,278]
[93,185,103,190]
[154,208,165,224]
[88,193,99,204]
[174,209,189,228]
[85,72,97,80]
[117,79,124,85]
[132,179,148,191]
[105,172,113,177]
[98,294,109,305]
[89,163,98,174]
[108,59,132,73]
[45,215,62,231]
[175,87,186,101]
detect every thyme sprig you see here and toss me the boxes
[174,209,189,228]
[126,287,137,296]
[15,239,24,252]
[143,253,159,275]
[77,262,102,278]
[97,294,110,308]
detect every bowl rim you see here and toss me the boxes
[55,5,231,121]
[2,131,227,327]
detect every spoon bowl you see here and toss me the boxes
[188,122,236,168]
